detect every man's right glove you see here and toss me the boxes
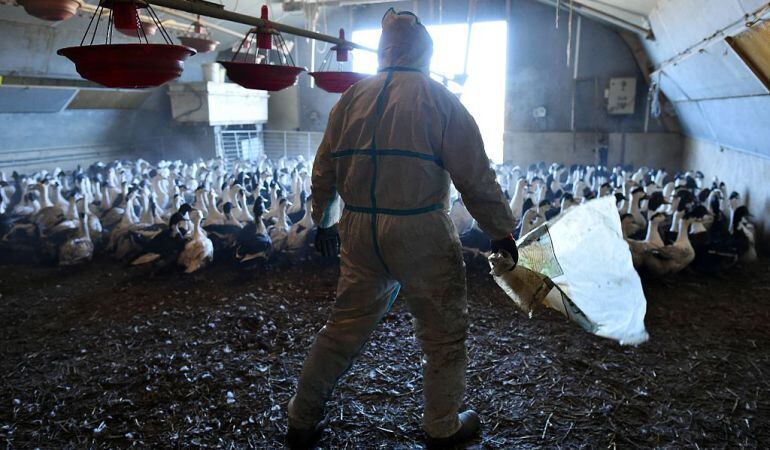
[314,225,340,257]
[490,234,519,269]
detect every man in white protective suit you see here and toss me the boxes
[287,8,519,449]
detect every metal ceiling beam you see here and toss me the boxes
[651,2,770,75]
[144,0,377,52]
[531,0,654,39]
[150,5,246,38]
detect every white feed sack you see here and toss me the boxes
[490,196,649,345]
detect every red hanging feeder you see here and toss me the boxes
[178,16,219,54]
[18,0,82,21]
[116,17,157,37]
[57,0,195,89]
[219,5,305,92]
[309,29,368,94]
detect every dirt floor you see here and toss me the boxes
[1,256,769,449]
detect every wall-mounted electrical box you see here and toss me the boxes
[607,77,636,115]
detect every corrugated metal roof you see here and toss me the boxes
[585,0,657,17]
[641,0,770,158]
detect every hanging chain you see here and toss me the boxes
[231,29,252,62]
[78,0,174,47]
[146,4,174,44]
[89,5,104,46]
[276,33,296,67]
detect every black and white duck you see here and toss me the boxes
[286,194,315,258]
[235,197,272,268]
[131,212,188,270]
[204,202,243,259]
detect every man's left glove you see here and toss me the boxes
[314,225,340,257]
[491,234,519,268]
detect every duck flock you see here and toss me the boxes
[455,162,758,277]
[0,157,758,277]
[0,157,313,272]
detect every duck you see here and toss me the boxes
[235,197,272,268]
[58,206,94,266]
[234,188,255,224]
[626,212,667,269]
[109,190,165,261]
[450,197,474,236]
[287,191,307,225]
[31,182,75,235]
[517,208,541,239]
[640,210,697,278]
[131,212,188,270]
[286,194,315,258]
[100,184,129,230]
[177,208,214,273]
[268,198,291,252]
[204,202,243,259]
[80,192,105,250]
[731,206,757,262]
[203,190,227,226]
[626,187,648,238]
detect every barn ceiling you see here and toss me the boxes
[586,0,657,17]
[641,0,770,157]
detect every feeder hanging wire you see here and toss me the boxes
[566,0,573,66]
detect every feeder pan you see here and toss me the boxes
[57,0,196,89]
[219,5,304,92]
[117,19,157,37]
[310,29,368,93]
[179,36,219,53]
[58,44,195,89]
[178,18,219,54]
[309,71,368,93]
[220,62,303,91]
[18,0,82,21]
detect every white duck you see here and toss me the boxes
[626,212,666,269]
[449,198,474,236]
[508,177,527,221]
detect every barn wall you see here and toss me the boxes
[0,6,219,171]
[503,0,681,167]
[291,0,683,169]
[506,131,682,168]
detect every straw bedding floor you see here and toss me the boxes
[1,258,768,448]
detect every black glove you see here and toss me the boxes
[314,225,340,257]
[491,234,519,268]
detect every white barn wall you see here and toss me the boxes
[505,132,682,169]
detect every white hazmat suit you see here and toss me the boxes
[288,9,516,438]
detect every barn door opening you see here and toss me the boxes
[352,20,508,163]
